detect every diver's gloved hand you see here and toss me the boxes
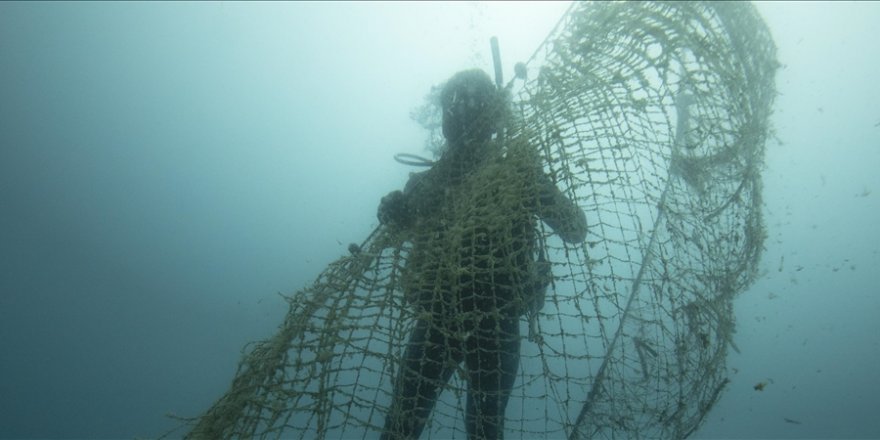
[377,190,412,228]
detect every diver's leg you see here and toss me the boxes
[464,313,520,440]
[382,318,461,440]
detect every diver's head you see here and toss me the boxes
[440,69,500,146]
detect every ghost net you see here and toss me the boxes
[178,2,777,439]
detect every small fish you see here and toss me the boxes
[783,417,802,425]
[754,381,767,391]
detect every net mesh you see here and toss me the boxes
[176,2,777,439]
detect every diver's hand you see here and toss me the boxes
[377,190,412,228]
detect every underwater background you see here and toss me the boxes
[1,1,878,438]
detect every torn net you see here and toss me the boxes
[178,2,777,439]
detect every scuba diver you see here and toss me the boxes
[377,69,587,440]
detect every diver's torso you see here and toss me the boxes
[402,141,542,316]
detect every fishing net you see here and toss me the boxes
[176,1,777,439]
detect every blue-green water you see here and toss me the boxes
[1,2,878,438]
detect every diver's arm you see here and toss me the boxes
[536,175,587,244]
[377,190,412,229]
[377,171,428,230]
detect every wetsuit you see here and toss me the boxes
[380,138,584,440]
[379,69,586,440]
